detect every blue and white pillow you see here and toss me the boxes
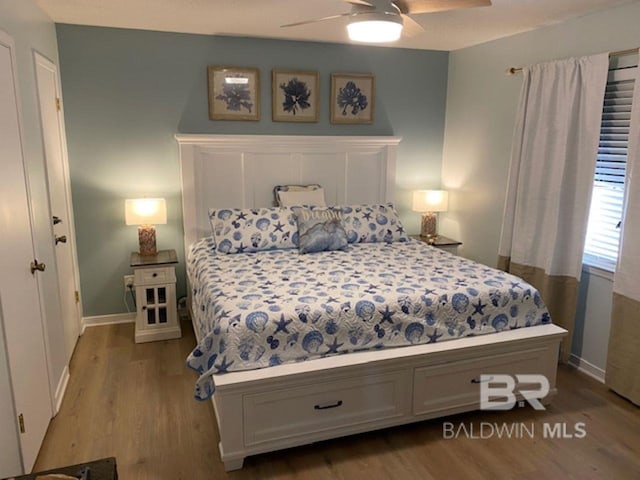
[294,207,348,254]
[341,204,409,244]
[209,207,298,254]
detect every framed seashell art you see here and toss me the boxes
[330,73,375,124]
[208,66,260,121]
[272,69,320,122]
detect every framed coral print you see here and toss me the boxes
[208,66,260,121]
[330,73,375,124]
[272,69,319,122]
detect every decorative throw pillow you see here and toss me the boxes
[278,188,327,207]
[294,207,348,254]
[340,203,409,244]
[273,184,322,206]
[208,207,298,254]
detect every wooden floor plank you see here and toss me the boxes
[33,322,640,479]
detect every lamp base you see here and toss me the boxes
[138,225,157,256]
[420,212,437,242]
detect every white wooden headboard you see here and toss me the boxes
[176,134,402,254]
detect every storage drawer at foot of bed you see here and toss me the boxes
[413,346,551,416]
[243,370,411,446]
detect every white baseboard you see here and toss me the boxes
[81,312,135,333]
[135,325,182,343]
[568,354,605,383]
[53,365,70,415]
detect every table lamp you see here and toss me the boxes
[125,198,167,256]
[412,190,449,241]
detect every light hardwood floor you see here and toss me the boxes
[34,322,640,479]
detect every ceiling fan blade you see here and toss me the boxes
[400,14,425,37]
[395,0,491,15]
[281,12,352,28]
[345,0,375,6]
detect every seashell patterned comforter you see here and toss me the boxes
[186,237,551,400]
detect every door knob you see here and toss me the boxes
[53,216,63,225]
[55,235,67,245]
[30,260,46,275]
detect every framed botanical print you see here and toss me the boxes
[330,73,375,124]
[272,69,319,122]
[208,66,260,121]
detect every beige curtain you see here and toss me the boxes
[606,64,640,406]
[498,54,609,362]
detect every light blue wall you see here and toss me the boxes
[0,0,65,475]
[56,25,449,317]
[441,1,640,372]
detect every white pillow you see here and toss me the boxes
[277,188,326,207]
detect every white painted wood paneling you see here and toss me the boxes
[243,370,411,446]
[176,134,401,258]
[299,154,344,205]
[0,29,52,476]
[212,324,566,471]
[34,51,82,364]
[345,152,386,205]
[244,153,299,206]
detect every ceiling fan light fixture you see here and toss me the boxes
[347,12,403,43]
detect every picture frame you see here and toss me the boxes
[330,73,375,124]
[207,66,260,121]
[272,69,320,122]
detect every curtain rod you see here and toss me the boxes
[506,48,639,75]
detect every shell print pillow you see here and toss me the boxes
[340,203,409,244]
[209,207,298,254]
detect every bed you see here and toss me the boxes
[177,134,567,471]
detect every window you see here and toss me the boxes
[583,67,636,272]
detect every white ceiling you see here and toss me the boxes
[36,0,637,51]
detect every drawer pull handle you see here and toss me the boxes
[471,376,494,384]
[152,273,158,277]
[314,400,343,410]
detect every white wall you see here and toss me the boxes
[0,0,66,475]
[441,1,640,373]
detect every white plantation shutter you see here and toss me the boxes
[584,68,636,271]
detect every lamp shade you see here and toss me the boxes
[125,198,167,225]
[412,190,449,213]
[347,12,403,43]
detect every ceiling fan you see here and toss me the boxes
[281,0,492,43]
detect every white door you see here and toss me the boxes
[0,31,53,473]
[34,53,81,361]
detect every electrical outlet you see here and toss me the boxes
[124,275,134,289]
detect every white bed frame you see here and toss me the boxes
[176,134,567,471]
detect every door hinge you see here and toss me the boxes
[18,414,25,433]
[55,97,61,111]
[75,290,80,304]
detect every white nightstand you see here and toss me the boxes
[410,234,462,255]
[130,249,181,343]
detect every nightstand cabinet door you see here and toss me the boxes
[133,265,181,343]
